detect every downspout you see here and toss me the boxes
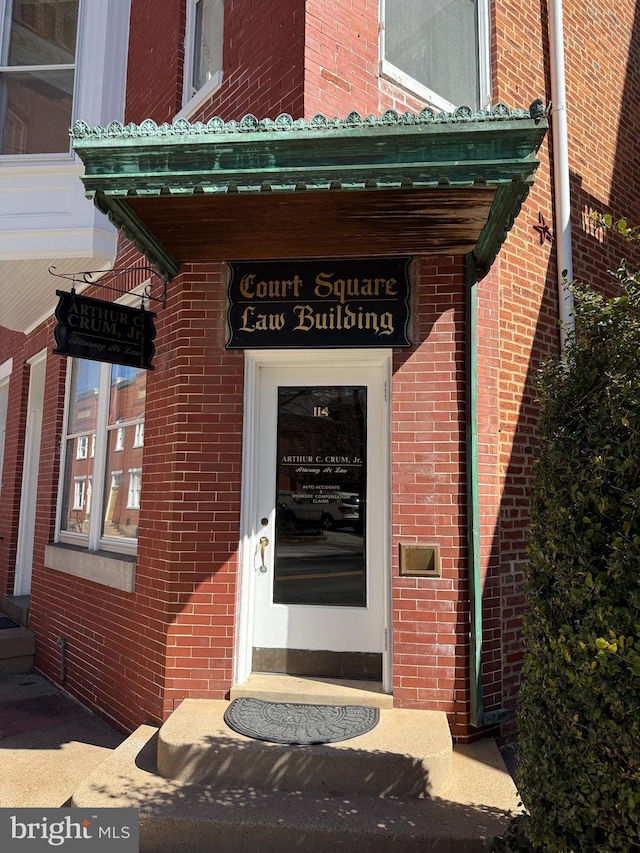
[467,255,509,729]
[466,253,483,728]
[549,0,575,344]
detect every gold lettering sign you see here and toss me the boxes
[227,258,411,349]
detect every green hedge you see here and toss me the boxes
[518,264,640,852]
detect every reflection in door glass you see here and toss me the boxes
[274,387,366,606]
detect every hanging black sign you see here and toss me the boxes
[52,291,156,370]
[226,257,411,348]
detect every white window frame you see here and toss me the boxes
[54,285,150,558]
[0,358,12,494]
[0,0,79,156]
[115,425,125,451]
[56,359,145,557]
[177,0,224,120]
[73,476,86,511]
[76,434,88,459]
[133,420,144,448]
[379,0,491,112]
[0,0,131,163]
[126,468,142,510]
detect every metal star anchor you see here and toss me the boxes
[534,211,553,245]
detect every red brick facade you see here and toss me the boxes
[1,0,639,741]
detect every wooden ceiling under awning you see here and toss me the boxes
[125,186,496,262]
[71,105,548,280]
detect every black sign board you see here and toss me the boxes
[53,291,156,370]
[226,257,411,348]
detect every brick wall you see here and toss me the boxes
[197,0,306,123]
[125,0,185,122]
[492,0,640,737]
[27,264,243,732]
[391,256,470,736]
[142,263,244,719]
[6,0,640,740]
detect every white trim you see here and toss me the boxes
[182,0,198,106]
[175,70,223,121]
[27,348,47,366]
[0,367,9,493]
[380,60,456,112]
[0,357,12,384]
[234,349,392,693]
[14,351,47,595]
[477,0,492,109]
[178,0,224,119]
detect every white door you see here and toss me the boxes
[242,351,390,683]
[14,352,46,596]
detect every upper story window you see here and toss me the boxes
[58,359,146,554]
[0,0,79,155]
[180,0,224,118]
[133,421,144,448]
[380,0,490,112]
[76,434,88,459]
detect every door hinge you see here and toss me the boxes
[384,380,388,402]
[384,627,388,652]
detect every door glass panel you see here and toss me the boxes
[274,386,366,607]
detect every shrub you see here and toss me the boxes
[518,263,640,852]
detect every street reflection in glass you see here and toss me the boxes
[273,386,366,607]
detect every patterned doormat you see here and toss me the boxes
[223,697,380,745]
[0,617,19,630]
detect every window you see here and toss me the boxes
[133,421,144,448]
[72,476,85,511]
[380,0,490,112]
[127,468,141,510]
[58,359,146,553]
[180,0,224,116]
[0,0,79,154]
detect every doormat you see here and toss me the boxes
[0,616,19,630]
[223,697,379,745]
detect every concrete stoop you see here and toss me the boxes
[71,696,521,852]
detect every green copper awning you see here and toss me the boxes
[71,103,548,280]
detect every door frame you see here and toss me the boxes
[234,348,393,692]
[14,349,47,596]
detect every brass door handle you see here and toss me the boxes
[258,536,269,573]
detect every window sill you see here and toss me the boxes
[380,60,456,113]
[44,542,135,593]
[175,71,224,121]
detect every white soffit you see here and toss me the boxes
[0,258,111,334]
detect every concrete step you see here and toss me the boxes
[71,722,521,852]
[157,698,452,797]
[0,625,35,676]
[2,594,31,627]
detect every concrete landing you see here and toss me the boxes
[71,700,521,852]
[157,698,452,797]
